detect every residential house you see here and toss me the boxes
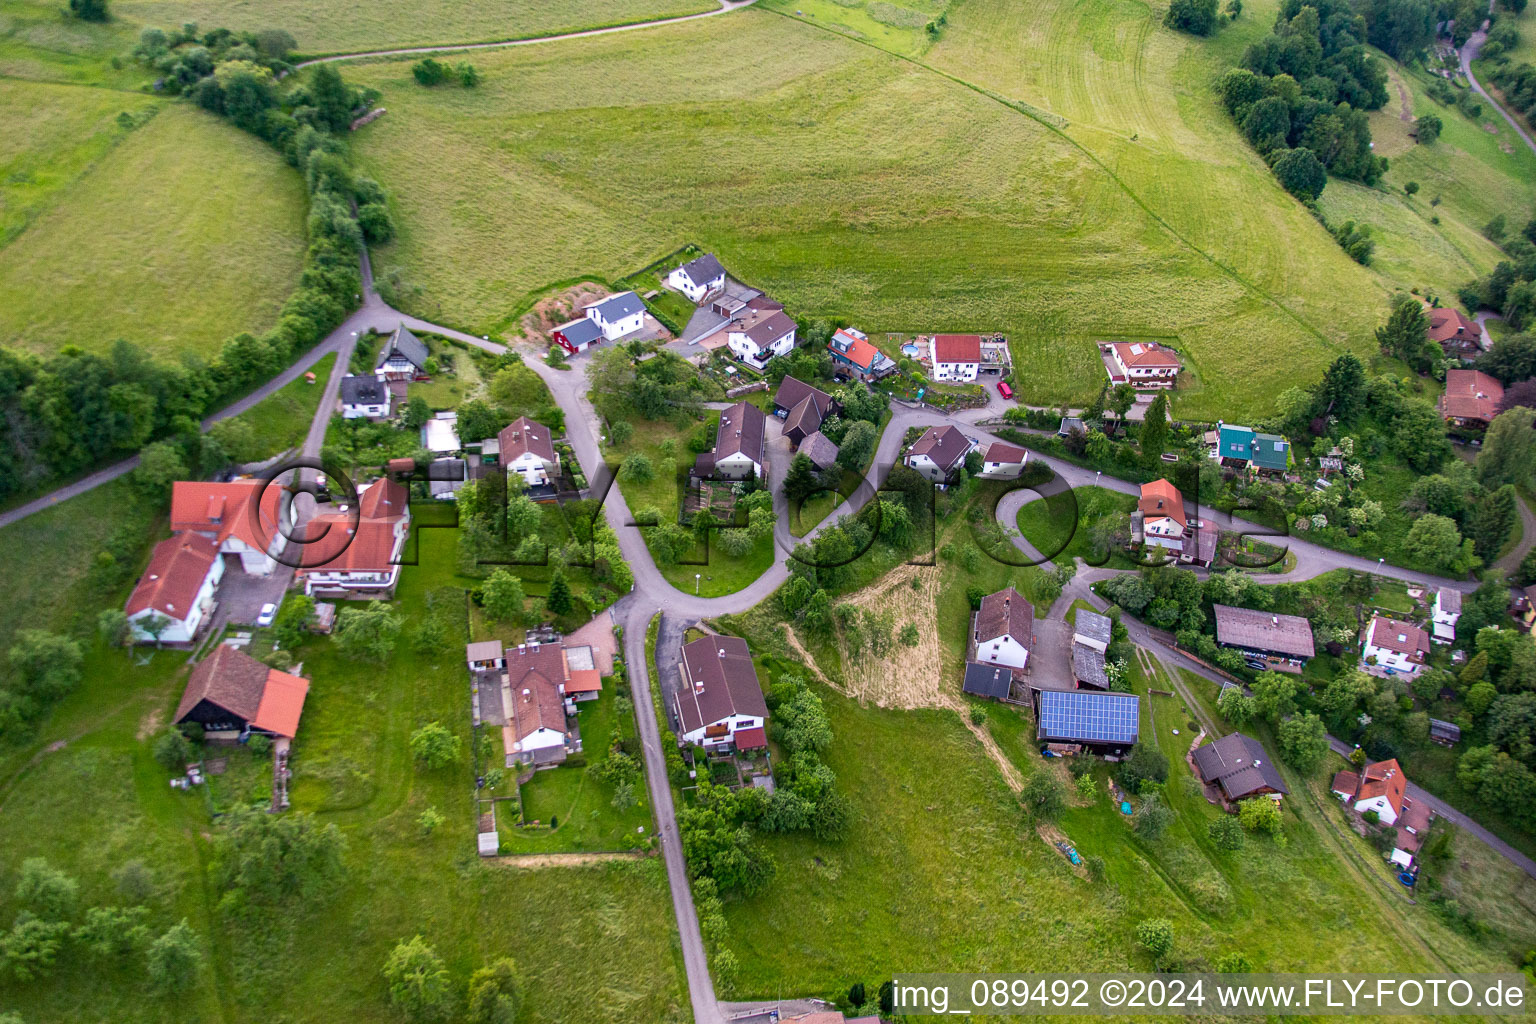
[904,425,973,486]
[1072,643,1109,690]
[125,533,224,644]
[294,478,412,598]
[931,334,981,382]
[1439,369,1504,429]
[421,411,460,455]
[583,291,646,341]
[1428,307,1484,358]
[375,324,430,381]
[963,661,1015,701]
[498,416,560,488]
[666,252,727,303]
[799,431,841,473]
[977,441,1027,480]
[466,640,504,674]
[1135,478,1187,555]
[674,635,769,752]
[174,644,309,740]
[1074,609,1113,653]
[1361,615,1431,677]
[339,374,392,419]
[1212,604,1315,668]
[712,401,767,480]
[1332,759,1433,867]
[773,376,835,446]
[1034,689,1139,756]
[827,327,896,381]
[1214,422,1290,474]
[1183,524,1218,569]
[973,586,1033,670]
[506,642,580,766]
[550,315,605,354]
[170,480,289,576]
[1193,732,1289,804]
[1101,340,1181,388]
[1431,588,1461,644]
[725,307,797,370]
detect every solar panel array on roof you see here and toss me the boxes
[1037,690,1139,744]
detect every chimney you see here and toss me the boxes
[1271,616,1278,626]
[695,679,705,694]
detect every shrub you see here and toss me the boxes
[1208,814,1245,851]
[1136,917,1175,964]
[410,722,462,769]
[146,920,201,993]
[412,57,450,86]
[153,727,193,771]
[383,936,452,1021]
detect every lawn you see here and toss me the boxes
[0,0,149,88]
[115,0,718,54]
[348,4,1386,421]
[0,102,308,358]
[1014,483,1137,569]
[217,353,336,461]
[0,520,690,1024]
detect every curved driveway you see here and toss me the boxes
[1460,5,1536,158]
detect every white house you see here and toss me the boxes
[1332,758,1407,825]
[931,334,981,382]
[725,308,797,370]
[125,533,225,644]
[666,252,727,303]
[505,642,578,766]
[1073,609,1112,653]
[710,401,766,480]
[584,292,646,341]
[170,480,289,576]
[1431,588,1461,644]
[1101,340,1181,388]
[375,324,430,381]
[294,478,412,598]
[973,586,1033,670]
[497,416,560,488]
[977,441,1027,480]
[1361,615,1431,677]
[1137,479,1186,554]
[673,635,769,752]
[339,375,391,419]
[903,425,973,486]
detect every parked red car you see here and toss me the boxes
[996,381,1013,400]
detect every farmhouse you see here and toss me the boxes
[774,376,835,446]
[828,327,896,381]
[977,441,1027,480]
[1033,688,1139,756]
[584,291,646,341]
[506,642,580,766]
[931,333,981,382]
[1071,643,1109,689]
[666,252,727,303]
[294,478,412,598]
[1427,307,1484,358]
[725,307,797,370]
[963,661,1016,701]
[712,401,767,480]
[1431,588,1460,644]
[174,643,309,741]
[799,431,840,473]
[125,532,224,644]
[1214,422,1290,474]
[498,415,560,489]
[973,586,1033,670]
[903,425,973,486]
[1330,758,1433,867]
[170,480,289,576]
[1074,609,1113,652]
[376,324,430,381]
[550,315,605,354]
[1438,369,1503,429]
[339,374,392,419]
[1360,615,1431,677]
[1100,340,1180,388]
[1134,478,1186,555]
[1212,604,1315,668]
[674,634,769,752]
[1192,732,1288,804]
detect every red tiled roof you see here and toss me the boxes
[1357,758,1408,818]
[252,667,310,738]
[1439,369,1503,423]
[126,532,219,619]
[498,415,557,465]
[175,645,308,738]
[676,635,767,735]
[1138,478,1186,528]
[1427,307,1482,344]
[1111,341,1181,369]
[933,334,982,364]
[507,643,569,743]
[1331,770,1359,796]
[828,329,882,372]
[984,442,1027,464]
[170,480,286,553]
[976,586,1034,645]
[908,424,971,471]
[563,668,603,694]
[733,726,767,750]
[295,479,408,576]
[1366,615,1430,660]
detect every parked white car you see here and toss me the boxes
[256,603,277,627]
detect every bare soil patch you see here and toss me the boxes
[493,851,646,868]
[833,565,944,709]
[1036,822,1089,879]
[520,281,612,343]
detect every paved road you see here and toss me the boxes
[1460,10,1536,159]
[295,0,758,68]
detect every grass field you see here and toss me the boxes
[116,0,718,54]
[217,353,335,460]
[0,101,307,357]
[1014,483,1137,569]
[351,5,1393,421]
[0,0,148,88]
[0,525,689,1024]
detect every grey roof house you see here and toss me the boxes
[1192,732,1288,801]
[376,324,430,380]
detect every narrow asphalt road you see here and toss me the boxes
[1460,10,1536,158]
